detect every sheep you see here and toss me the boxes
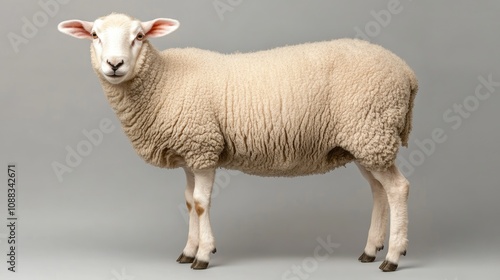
[57,13,418,272]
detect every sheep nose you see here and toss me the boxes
[107,59,124,71]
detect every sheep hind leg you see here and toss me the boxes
[370,164,409,272]
[190,168,217,270]
[177,167,198,264]
[356,162,389,263]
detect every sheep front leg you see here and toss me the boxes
[356,163,389,263]
[177,168,199,264]
[190,168,217,269]
[370,164,409,272]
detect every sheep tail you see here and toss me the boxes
[400,70,418,147]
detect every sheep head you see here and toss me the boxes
[58,13,179,84]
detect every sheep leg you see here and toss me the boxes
[370,164,409,272]
[356,162,389,263]
[177,168,199,263]
[190,168,217,270]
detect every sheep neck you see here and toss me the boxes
[99,41,165,126]
[97,42,171,165]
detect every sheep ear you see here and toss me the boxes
[141,18,179,38]
[58,20,94,39]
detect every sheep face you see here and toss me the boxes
[58,13,179,85]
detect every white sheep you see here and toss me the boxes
[58,13,418,272]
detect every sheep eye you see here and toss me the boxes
[91,32,98,39]
[136,33,145,41]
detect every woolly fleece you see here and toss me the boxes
[92,36,418,176]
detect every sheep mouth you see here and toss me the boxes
[105,74,125,78]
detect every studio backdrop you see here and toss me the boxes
[1,1,499,280]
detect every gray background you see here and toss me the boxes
[1,0,499,279]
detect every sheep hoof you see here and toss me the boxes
[358,252,376,263]
[191,259,209,270]
[376,245,384,252]
[379,260,398,272]
[176,253,195,264]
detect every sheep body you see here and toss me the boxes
[59,14,417,271]
[95,39,417,175]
